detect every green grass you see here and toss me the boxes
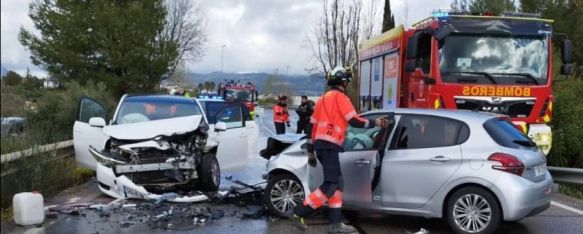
[560,183,583,200]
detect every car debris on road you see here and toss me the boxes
[40,177,274,231]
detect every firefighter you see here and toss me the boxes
[296,95,315,134]
[287,66,392,233]
[273,95,290,134]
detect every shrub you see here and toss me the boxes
[549,76,583,168]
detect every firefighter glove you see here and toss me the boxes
[308,153,317,167]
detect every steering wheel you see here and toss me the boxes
[119,113,150,124]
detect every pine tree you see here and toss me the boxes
[19,0,179,97]
[382,0,395,32]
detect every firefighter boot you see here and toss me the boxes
[327,223,357,233]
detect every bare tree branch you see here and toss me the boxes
[162,0,208,79]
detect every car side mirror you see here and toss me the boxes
[561,39,573,76]
[561,39,573,64]
[89,117,106,128]
[215,122,227,132]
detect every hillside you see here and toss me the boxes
[183,72,326,96]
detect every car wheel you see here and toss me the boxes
[198,155,220,191]
[264,173,305,217]
[446,186,501,234]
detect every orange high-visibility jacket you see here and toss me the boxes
[310,90,368,146]
[273,104,289,123]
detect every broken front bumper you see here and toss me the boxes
[89,146,206,202]
[95,163,210,203]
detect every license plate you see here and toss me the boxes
[534,165,545,177]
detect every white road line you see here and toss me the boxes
[551,201,583,215]
[258,111,275,136]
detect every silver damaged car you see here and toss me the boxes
[262,109,553,234]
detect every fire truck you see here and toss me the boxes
[357,11,573,155]
[217,80,259,117]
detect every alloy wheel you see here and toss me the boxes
[453,193,492,233]
[270,179,304,213]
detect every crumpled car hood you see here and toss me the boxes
[103,115,203,140]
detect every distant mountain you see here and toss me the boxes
[181,72,327,96]
[0,66,7,77]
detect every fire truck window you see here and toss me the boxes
[416,34,432,74]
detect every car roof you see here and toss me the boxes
[124,95,196,104]
[365,108,500,123]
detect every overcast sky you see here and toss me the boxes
[1,0,450,77]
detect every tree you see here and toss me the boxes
[4,71,22,86]
[305,0,362,106]
[519,0,541,12]
[20,0,179,97]
[361,0,382,39]
[451,0,517,14]
[382,0,395,33]
[161,0,207,78]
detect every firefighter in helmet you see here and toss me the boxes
[273,95,291,134]
[287,66,392,233]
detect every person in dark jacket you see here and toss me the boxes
[296,95,315,134]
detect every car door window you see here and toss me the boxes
[391,115,464,149]
[204,101,229,124]
[343,113,392,151]
[78,97,106,123]
[216,105,244,129]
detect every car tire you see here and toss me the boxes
[197,155,220,191]
[264,173,305,217]
[446,186,501,234]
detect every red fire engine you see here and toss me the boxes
[217,80,259,116]
[357,11,573,155]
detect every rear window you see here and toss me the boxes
[483,118,537,149]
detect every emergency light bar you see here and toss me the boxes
[430,10,541,19]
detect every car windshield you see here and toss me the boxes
[439,34,549,85]
[226,89,252,102]
[115,99,202,125]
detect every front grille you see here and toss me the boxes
[455,98,535,117]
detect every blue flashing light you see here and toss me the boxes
[432,11,449,18]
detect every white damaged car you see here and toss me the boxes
[73,95,255,202]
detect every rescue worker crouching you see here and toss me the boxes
[287,66,392,233]
[273,95,291,134]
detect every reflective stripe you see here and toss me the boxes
[328,190,343,208]
[315,122,343,133]
[304,188,328,209]
[314,134,343,146]
[344,111,357,121]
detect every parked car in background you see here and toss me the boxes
[1,117,27,137]
[262,109,552,234]
[73,95,254,202]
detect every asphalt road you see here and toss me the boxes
[2,108,582,234]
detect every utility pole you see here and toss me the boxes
[286,66,290,76]
[221,44,226,73]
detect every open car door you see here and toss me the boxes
[73,97,108,170]
[214,104,249,171]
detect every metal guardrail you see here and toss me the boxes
[0,140,74,165]
[548,166,583,185]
